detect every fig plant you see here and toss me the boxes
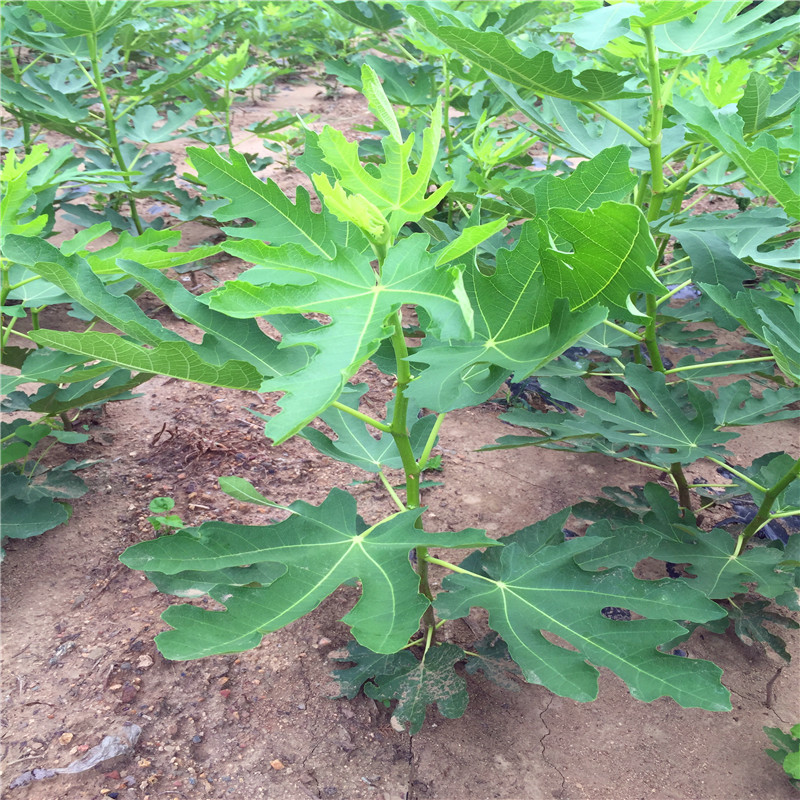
[4,1,799,736]
[7,61,763,732]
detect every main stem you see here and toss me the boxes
[87,33,144,235]
[388,310,436,632]
[640,25,692,514]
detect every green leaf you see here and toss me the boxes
[28,0,137,35]
[668,228,754,291]
[540,201,661,319]
[360,63,402,143]
[188,146,355,259]
[312,98,451,240]
[206,234,473,442]
[713,381,800,427]
[551,3,639,50]
[0,144,50,240]
[463,634,524,692]
[675,98,800,219]
[522,146,638,220]
[737,73,773,136]
[406,4,640,102]
[764,725,800,778]
[630,1,712,28]
[123,101,203,144]
[327,1,404,32]
[436,534,730,709]
[217,476,287,509]
[728,598,799,663]
[83,229,221,276]
[148,562,286,599]
[498,365,738,466]
[576,484,796,600]
[331,642,419,699]
[700,284,800,383]
[434,216,508,267]
[11,369,151,416]
[365,643,469,734]
[115,259,310,379]
[120,488,496,659]
[406,223,607,411]
[0,492,70,540]
[28,331,261,391]
[300,384,436,473]
[2,236,180,346]
[654,1,799,59]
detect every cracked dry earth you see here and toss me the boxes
[2,80,800,800]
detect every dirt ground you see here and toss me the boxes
[2,80,800,800]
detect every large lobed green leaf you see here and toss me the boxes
[188,146,359,258]
[435,513,730,709]
[406,223,607,412]
[406,4,640,102]
[540,201,661,319]
[121,488,496,659]
[496,364,738,466]
[674,97,800,220]
[573,484,797,601]
[207,234,473,442]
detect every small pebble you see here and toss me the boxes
[270,759,285,770]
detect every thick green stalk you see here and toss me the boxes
[87,33,144,234]
[388,310,436,632]
[734,456,800,556]
[638,25,694,514]
[642,25,665,222]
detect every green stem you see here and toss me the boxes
[378,470,407,513]
[655,279,694,307]
[734,455,800,556]
[769,509,800,520]
[664,151,725,197]
[388,310,434,628]
[224,81,235,150]
[706,457,767,493]
[424,555,495,582]
[6,47,32,152]
[655,255,691,275]
[603,319,644,342]
[583,101,650,148]
[1,315,18,347]
[666,356,775,375]
[330,400,393,433]
[642,25,666,223]
[386,31,421,65]
[643,294,665,372]
[670,462,693,513]
[418,413,446,471]
[87,32,144,234]
[620,456,663,471]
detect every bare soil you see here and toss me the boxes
[2,81,799,800]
